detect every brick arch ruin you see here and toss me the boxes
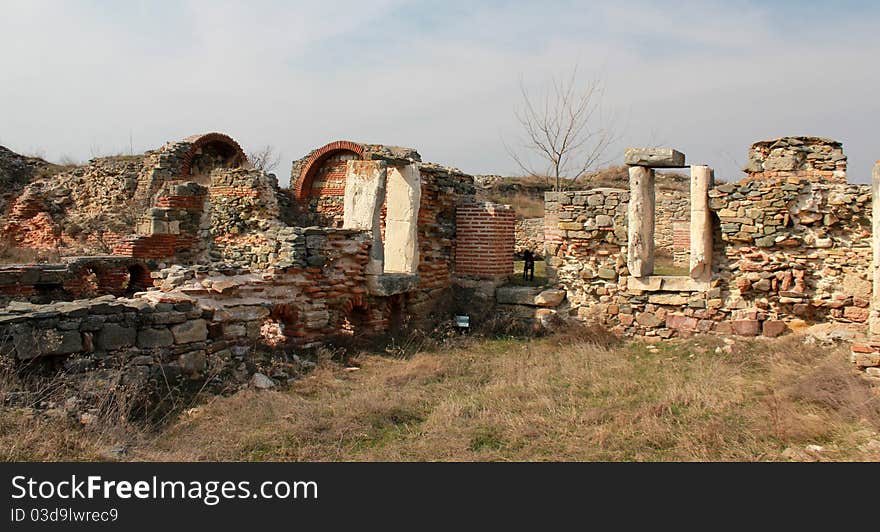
[340,294,373,336]
[292,140,366,201]
[180,132,248,179]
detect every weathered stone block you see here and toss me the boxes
[95,324,136,351]
[666,314,697,331]
[731,320,760,336]
[171,319,208,344]
[648,294,689,306]
[762,320,788,338]
[178,350,206,376]
[636,312,664,328]
[843,307,869,322]
[625,147,685,168]
[496,286,542,305]
[851,352,880,367]
[558,222,583,231]
[534,289,566,307]
[137,327,174,348]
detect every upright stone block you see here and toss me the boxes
[689,165,714,281]
[627,166,655,277]
[344,160,387,275]
[384,163,421,274]
[625,148,685,168]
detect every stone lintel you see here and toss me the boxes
[625,148,686,168]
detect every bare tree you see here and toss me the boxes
[507,68,615,191]
[248,145,281,173]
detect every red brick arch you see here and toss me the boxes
[293,141,366,201]
[180,132,248,178]
[342,294,369,315]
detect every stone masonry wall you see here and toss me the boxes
[0,257,152,306]
[745,137,847,183]
[655,189,689,257]
[515,218,545,256]
[544,177,871,340]
[0,227,385,413]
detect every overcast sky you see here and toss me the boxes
[1,0,878,185]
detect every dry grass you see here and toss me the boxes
[3,333,879,462]
[488,191,544,219]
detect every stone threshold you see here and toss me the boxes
[627,275,711,293]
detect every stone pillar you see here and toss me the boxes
[627,166,655,277]
[689,165,714,281]
[384,163,421,274]
[871,162,880,336]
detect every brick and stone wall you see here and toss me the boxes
[0,227,384,414]
[544,176,871,339]
[0,257,152,306]
[745,137,846,183]
[655,189,690,258]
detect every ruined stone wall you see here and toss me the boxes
[299,150,358,227]
[0,257,152,306]
[711,179,871,326]
[655,189,689,257]
[149,227,382,347]
[0,227,383,413]
[2,156,145,255]
[0,295,221,403]
[745,137,846,183]
[116,166,290,268]
[407,164,476,323]
[515,218,544,256]
[113,182,208,261]
[544,177,871,339]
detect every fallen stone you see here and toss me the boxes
[534,289,565,307]
[495,286,542,306]
[250,373,276,389]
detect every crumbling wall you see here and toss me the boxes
[655,189,690,259]
[515,217,544,256]
[544,177,871,339]
[0,227,382,415]
[407,164,476,324]
[2,155,144,256]
[745,137,846,183]
[0,257,152,306]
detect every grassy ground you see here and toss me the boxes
[511,259,548,286]
[3,332,879,462]
[653,253,690,276]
